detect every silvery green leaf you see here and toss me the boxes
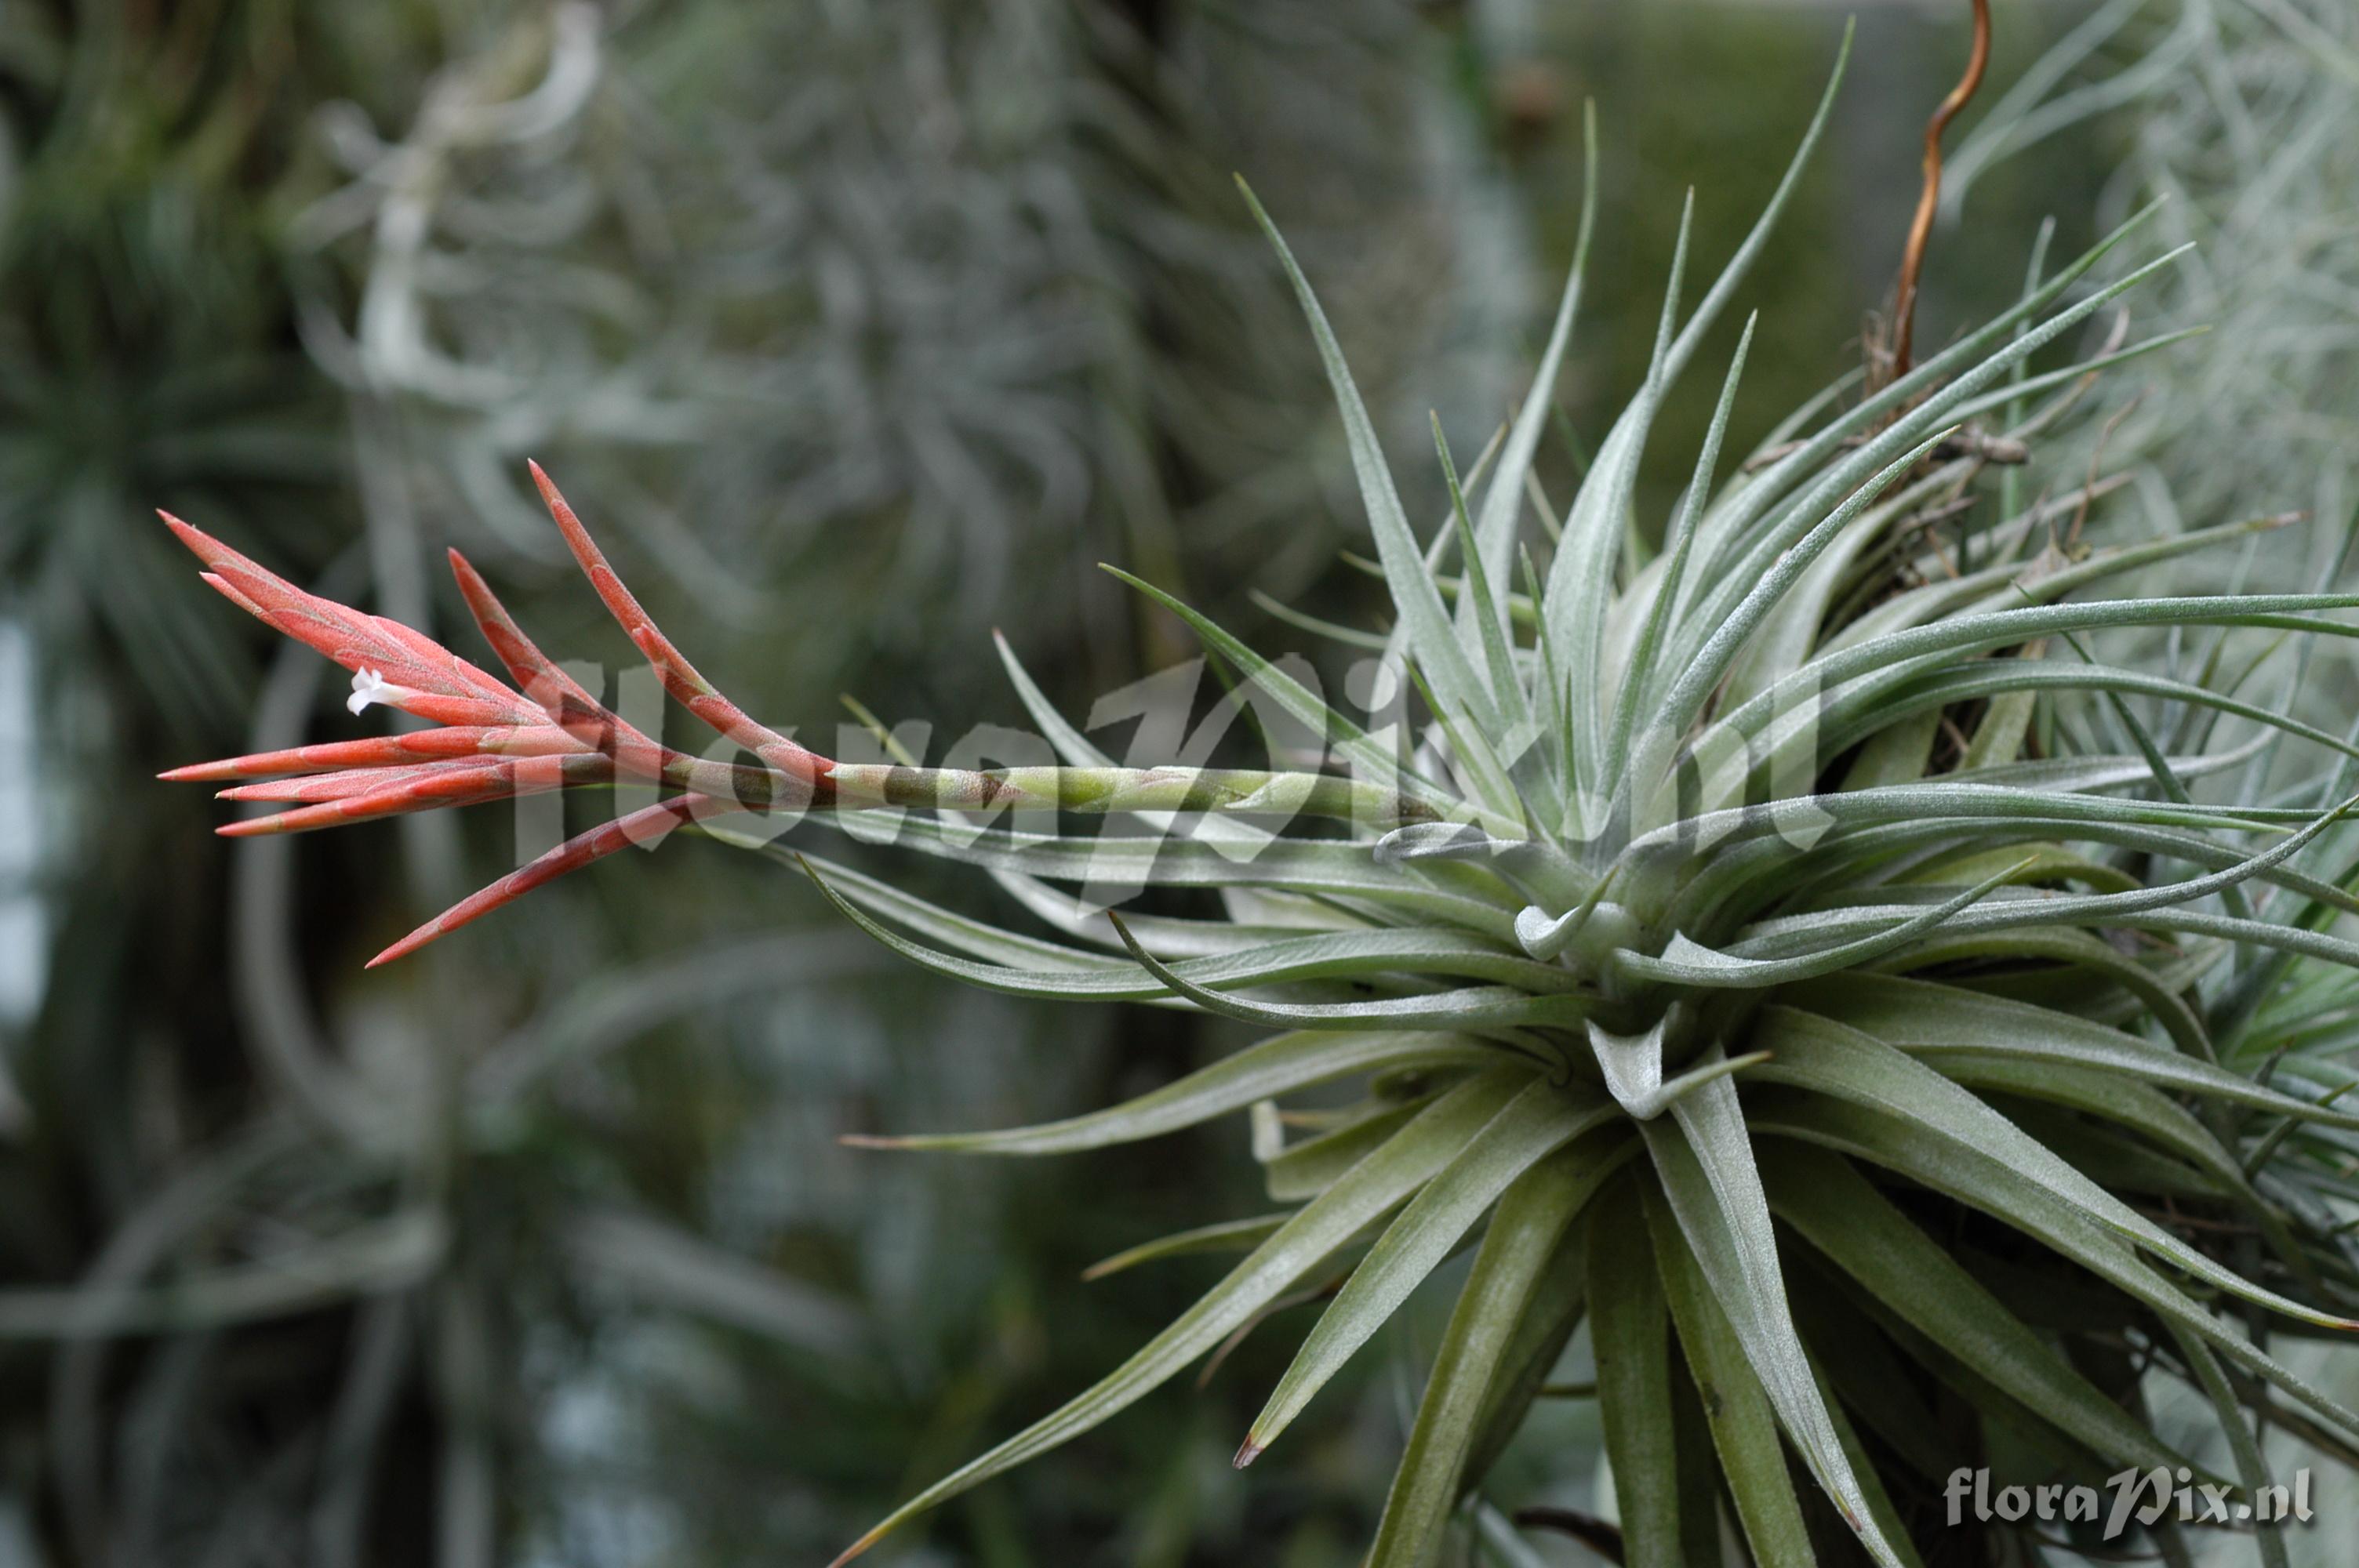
[1796,974,2359,1131]
[1109,913,1593,1033]
[1081,1218,1292,1282]
[1643,1071,1906,1567]
[1757,1144,2184,1472]
[1368,1147,1599,1568]
[1749,1008,2359,1332]
[1638,1174,1818,1568]
[831,1069,1532,1565]
[1587,1181,1692,1568]
[1241,1080,1624,1460]
[1238,179,1499,738]
[1747,1091,2359,1453]
[852,1028,1495,1156]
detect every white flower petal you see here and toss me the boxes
[347,668,394,716]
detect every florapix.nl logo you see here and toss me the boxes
[1946,1466,2314,1541]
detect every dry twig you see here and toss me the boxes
[1887,0,1993,387]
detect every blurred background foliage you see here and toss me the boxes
[0,0,2349,1564]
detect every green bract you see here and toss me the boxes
[775,37,2359,1568]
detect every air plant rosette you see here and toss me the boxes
[168,45,2359,1568]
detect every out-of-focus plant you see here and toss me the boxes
[0,12,358,1552]
[0,0,349,1142]
[289,0,1525,688]
[165,34,2359,1564]
[1946,0,2359,572]
[1945,11,2359,1559]
[0,2,345,731]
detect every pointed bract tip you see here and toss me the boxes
[1232,1436,1263,1469]
[366,920,441,969]
[838,1134,905,1149]
[216,813,307,839]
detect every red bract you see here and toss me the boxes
[162,464,831,967]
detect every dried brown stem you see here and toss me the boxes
[1744,426,2027,474]
[1889,0,1992,384]
[1512,1508,1627,1563]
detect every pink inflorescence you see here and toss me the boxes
[163,463,833,967]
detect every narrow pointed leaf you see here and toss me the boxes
[831,1069,1532,1566]
[1242,1081,1623,1459]
[1587,1179,1688,1568]
[1758,1142,2184,1472]
[852,1029,1493,1156]
[1367,1144,1606,1567]
[1642,1070,1906,1566]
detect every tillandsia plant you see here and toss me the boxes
[166,39,2359,1567]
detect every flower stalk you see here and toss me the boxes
[165,470,1441,964]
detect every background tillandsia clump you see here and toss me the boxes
[9,2,2359,1566]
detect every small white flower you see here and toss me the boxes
[347,668,403,716]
